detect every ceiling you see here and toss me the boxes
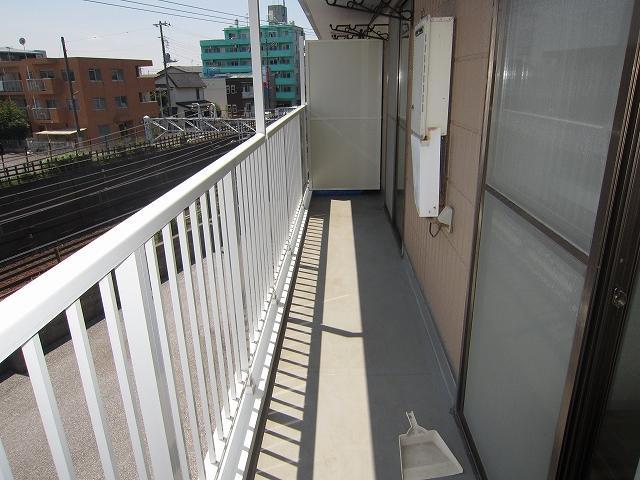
[297,0,389,40]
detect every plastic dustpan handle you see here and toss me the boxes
[407,411,419,430]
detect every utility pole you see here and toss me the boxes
[154,21,172,117]
[61,36,82,144]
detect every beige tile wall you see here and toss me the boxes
[403,0,493,377]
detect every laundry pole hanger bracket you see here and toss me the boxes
[330,23,389,40]
[325,0,413,22]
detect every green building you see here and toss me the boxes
[200,6,304,107]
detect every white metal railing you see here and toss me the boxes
[0,80,22,92]
[0,105,309,479]
[26,78,54,92]
[144,116,258,144]
[143,113,292,145]
[30,107,58,121]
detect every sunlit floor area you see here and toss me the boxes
[252,194,476,479]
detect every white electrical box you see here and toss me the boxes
[410,16,454,218]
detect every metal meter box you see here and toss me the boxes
[410,16,454,218]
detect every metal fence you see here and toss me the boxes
[0,122,246,186]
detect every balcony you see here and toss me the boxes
[264,48,295,57]
[30,107,61,123]
[0,80,22,93]
[205,65,252,75]
[0,11,473,480]
[0,97,476,480]
[275,76,297,86]
[26,78,56,93]
[202,51,252,61]
[0,105,474,479]
[201,37,251,48]
[276,90,296,101]
[268,64,295,72]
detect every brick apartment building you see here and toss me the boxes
[0,57,158,140]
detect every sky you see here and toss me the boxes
[1,0,316,73]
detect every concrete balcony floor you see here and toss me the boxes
[252,194,476,479]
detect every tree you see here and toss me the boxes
[0,100,29,141]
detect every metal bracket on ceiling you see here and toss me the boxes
[325,0,413,22]
[330,23,389,40]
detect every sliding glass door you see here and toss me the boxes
[460,0,636,478]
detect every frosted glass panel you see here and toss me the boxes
[486,0,634,253]
[464,194,586,480]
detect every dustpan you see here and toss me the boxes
[399,411,463,480]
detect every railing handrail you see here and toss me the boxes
[0,104,306,362]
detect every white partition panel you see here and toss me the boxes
[307,39,383,190]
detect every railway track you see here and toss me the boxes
[0,224,115,300]
[0,134,244,300]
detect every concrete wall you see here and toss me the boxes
[403,0,493,376]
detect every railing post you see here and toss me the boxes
[298,35,306,105]
[115,248,181,480]
[248,0,265,135]
[143,116,152,144]
[22,336,75,480]
[0,438,13,480]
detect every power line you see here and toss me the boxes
[151,0,248,18]
[65,27,155,43]
[116,0,245,23]
[80,0,234,25]
[80,0,316,34]
[144,0,316,32]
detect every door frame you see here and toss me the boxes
[556,10,640,474]
[454,1,640,479]
[382,0,411,244]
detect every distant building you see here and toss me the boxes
[0,47,47,62]
[201,76,227,116]
[268,4,287,24]
[225,73,276,118]
[200,3,303,107]
[155,65,211,117]
[155,65,227,116]
[0,57,158,140]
